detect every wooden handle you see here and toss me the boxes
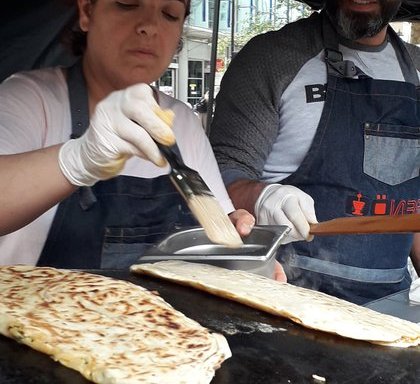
[309,214,420,235]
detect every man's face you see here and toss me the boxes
[325,0,402,40]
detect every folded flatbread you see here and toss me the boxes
[131,261,420,348]
[0,265,231,384]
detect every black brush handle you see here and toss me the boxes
[155,140,213,198]
[128,118,183,169]
[155,141,183,170]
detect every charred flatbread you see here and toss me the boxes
[131,261,420,348]
[0,265,231,384]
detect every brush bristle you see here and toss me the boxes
[154,107,241,247]
[187,194,243,248]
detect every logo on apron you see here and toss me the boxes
[346,193,420,216]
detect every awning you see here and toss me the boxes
[296,0,420,21]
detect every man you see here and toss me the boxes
[210,0,420,304]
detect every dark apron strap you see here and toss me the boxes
[322,12,362,78]
[38,60,93,267]
[68,59,90,138]
[66,59,97,209]
[388,26,420,86]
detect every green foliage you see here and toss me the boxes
[217,0,312,65]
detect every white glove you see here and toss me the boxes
[255,184,318,244]
[59,83,175,187]
[409,278,420,306]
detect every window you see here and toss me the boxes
[188,60,204,106]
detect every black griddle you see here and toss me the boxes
[1,269,419,384]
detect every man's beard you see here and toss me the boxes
[325,0,402,40]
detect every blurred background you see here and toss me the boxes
[1,1,420,110]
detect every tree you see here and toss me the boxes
[411,22,420,45]
[217,0,312,64]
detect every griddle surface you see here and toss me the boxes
[1,270,419,383]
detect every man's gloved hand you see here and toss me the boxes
[59,83,175,187]
[255,184,318,243]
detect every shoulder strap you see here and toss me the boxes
[387,27,420,86]
[67,59,90,138]
[66,59,97,210]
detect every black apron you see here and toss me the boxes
[37,61,196,269]
[278,13,420,304]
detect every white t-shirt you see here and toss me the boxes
[0,67,235,265]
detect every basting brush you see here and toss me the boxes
[154,108,243,248]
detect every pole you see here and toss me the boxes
[205,0,221,135]
[230,0,235,60]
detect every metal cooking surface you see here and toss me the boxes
[1,270,419,384]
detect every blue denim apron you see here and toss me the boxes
[278,13,420,304]
[37,61,196,269]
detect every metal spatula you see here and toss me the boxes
[309,214,420,235]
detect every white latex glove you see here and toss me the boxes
[59,83,175,187]
[409,278,420,306]
[409,257,420,306]
[255,184,318,244]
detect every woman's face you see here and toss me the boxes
[78,0,187,91]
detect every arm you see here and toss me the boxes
[0,84,180,236]
[210,35,318,243]
[210,33,282,185]
[210,17,324,187]
[0,145,76,235]
[410,233,420,276]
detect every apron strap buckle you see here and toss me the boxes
[325,49,358,78]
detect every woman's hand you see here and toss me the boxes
[274,261,287,282]
[59,84,174,187]
[229,209,286,282]
[228,208,255,237]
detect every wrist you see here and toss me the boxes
[58,140,99,187]
[254,183,281,217]
[228,179,268,215]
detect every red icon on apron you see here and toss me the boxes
[352,193,366,216]
[372,194,389,215]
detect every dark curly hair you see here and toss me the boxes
[63,0,191,56]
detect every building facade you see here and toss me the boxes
[158,0,308,106]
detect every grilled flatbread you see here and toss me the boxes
[0,266,231,384]
[131,261,420,348]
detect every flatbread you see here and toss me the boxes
[0,265,231,384]
[131,261,420,348]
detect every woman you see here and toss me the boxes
[0,1,280,273]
